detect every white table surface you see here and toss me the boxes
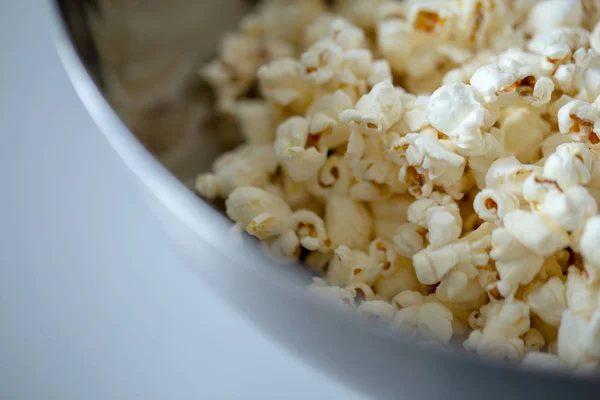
[0,1,367,399]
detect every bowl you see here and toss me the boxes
[50,1,600,398]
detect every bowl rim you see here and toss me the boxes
[47,0,600,388]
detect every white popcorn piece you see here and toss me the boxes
[392,290,429,309]
[306,90,354,150]
[233,100,277,145]
[370,194,414,241]
[258,58,313,112]
[481,300,532,339]
[566,267,599,320]
[525,277,567,327]
[339,81,404,135]
[503,210,570,257]
[325,194,373,250]
[274,116,327,182]
[581,216,600,281]
[592,20,600,53]
[426,83,492,156]
[500,107,550,164]
[346,282,375,301]
[326,245,371,287]
[543,142,594,188]
[393,223,427,258]
[398,164,434,199]
[303,13,337,48]
[528,27,589,63]
[267,230,301,263]
[524,328,546,353]
[490,227,545,298]
[464,330,526,362]
[299,38,346,85]
[337,0,390,33]
[473,188,520,225]
[485,156,542,199]
[369,238,398,276]
[527,179,598,234]
[413,223,493,285]
[368,60,393,88]
[526,0,583,36]
[293,209,330,252]
[327,16,367,50]
[391,302,454,344]
[390,133,467,190]
[557,310,599,368]
[406,194,463,248]
[374,257,427,300]
[306,154,352,201]
[307,281,355,309]
[557,100,600,142]
[406,1,453,35]
[470,60,541,105]
[196,144,279,199]
[436,271,487,310]
[260,0,324,45]
[356,300,397,323]
[522,352,566,371]
[226,186,294,240]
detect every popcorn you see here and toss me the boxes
[196,144,279,199]
[485,156,542,198]
[526,0,583,35]
[543,142,594,188]
[500,107,550,164]
[308,280,355,309]
[406,194,463,248]
[413,223,493,285]
[566,267,599,319]
[391,302,454,344]
[267,230,301,263]
[370,194,413,241]
[258,58,313,112]
[490,227,545,298]
[557,99,600,142]
[581,216,600,281]
[393,223,426,258]
[473,188,520,225]
[503,210,570,257]
[196,0,600,371]
[390,133,467,192]
[471,60,553,106]
[293,209,330,252]
[524,328,546,353]
[524,175,598,233]
[524,277,567,327]
[226,186,294,240]
[274,116,327,182]
[306,90,354,150]
[374,257,428,300]
[325,194,373,250]
[234,100,277,144]
[522,352,566,371]
[528,27,589,63]
[356,300,397,323]
[339,81,404,135]
[427,83,493,156]
[464,300,531,361]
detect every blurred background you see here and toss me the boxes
[0,1,366,398]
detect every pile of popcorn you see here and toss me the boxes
[197,0,600,372]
